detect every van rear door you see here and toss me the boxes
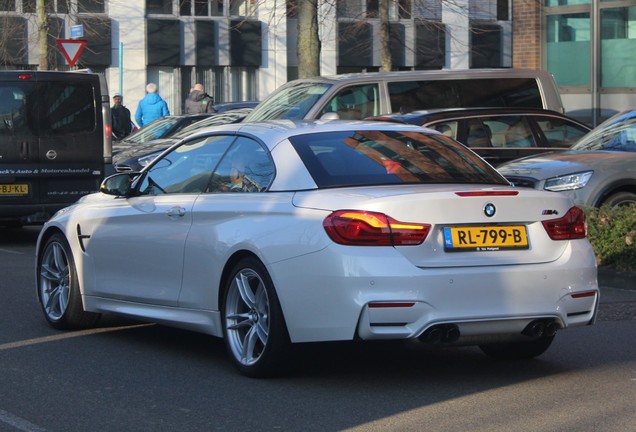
[36,73,105,212]
[0,71,105,224]
[0,74,39,216]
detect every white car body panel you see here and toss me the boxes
[37,120,599,348]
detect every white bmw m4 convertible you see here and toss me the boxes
[36,120,599,377]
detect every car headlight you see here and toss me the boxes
[544,171,593,192]
[138,152,161,168]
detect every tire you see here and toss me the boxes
[37,233,99,330]
[222,257,290,378]
[479,335,555,360]
[602,191,636,208]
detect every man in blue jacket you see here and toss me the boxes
[135,83,170,127]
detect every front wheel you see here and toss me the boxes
[479,336,555,360]
[222,257,290,378]
[37,233,99,329]
[602,191,636,208]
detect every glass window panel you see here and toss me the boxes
[601,6,636,88]
[40,82,96,135]
[147,0,172,14]
[230,0,255,16]
[57,0,69,13]
[532,115,589,147]
[180,0,192,15]
[546,13,590,86]
[412,0,441,20]
[398,0,411,19]
[22,0,35,12]
[0,0,15,11]
[141,135,236,195]
[78,0,104,13]
[194,0,207,15]
[545,0,590,6]
[337,0,364,18]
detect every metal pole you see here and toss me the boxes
[119,42,124,94]
[592,0,599,127]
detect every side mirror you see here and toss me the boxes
[100,173,136,196]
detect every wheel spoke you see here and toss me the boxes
[236,272,256,308]
[39,241,71,320]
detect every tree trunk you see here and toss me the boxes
[379,0,391,72]
[37,0,49,70]
[297,0,320,78]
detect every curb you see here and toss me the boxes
[598,267,636,291]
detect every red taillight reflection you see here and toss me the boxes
[323,210,430,246]
[542,207,587,240]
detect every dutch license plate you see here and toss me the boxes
[443,225,528,251]
[0,184,29,196]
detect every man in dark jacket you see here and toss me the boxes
[111,93,132,140]
[184,83,217,114]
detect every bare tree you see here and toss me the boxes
[297,0,321,78]
[36,0,49,70]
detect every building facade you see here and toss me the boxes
[1,0,634,125]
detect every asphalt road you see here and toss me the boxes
[1,226,635,432]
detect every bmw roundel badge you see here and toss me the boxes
[484,203,496,217]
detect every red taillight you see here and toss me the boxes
[323,210,430,246]
[542,207,587,240]
[17,74,33,81]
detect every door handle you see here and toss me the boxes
[20,141,29,160]
[166,206,186,218]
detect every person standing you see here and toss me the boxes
[184,83,216,114]
[135,83,170,127]
[111,92,132,140]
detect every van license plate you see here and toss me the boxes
[0,184,29,196]
[443,226,528,251]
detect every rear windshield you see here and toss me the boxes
[388,78,543,113]
[289,130,507,188]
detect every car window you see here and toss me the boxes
[428,121,457,138]
[39,81,96,135]
[290,130,507,188]
[0,85,29,134]
[532,116,588,147]
[138,135,235,195]
[388,78,544,113]
[318,84,380,120]
[208,137,274,193]
[492,116,536,148]
[464,119,493,147]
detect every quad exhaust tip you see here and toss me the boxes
[522,319,560,338]
[420,324,460,344]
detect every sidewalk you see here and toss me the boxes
[597,267,636,321]
[598,267,635,292]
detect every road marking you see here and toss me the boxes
[0,323,154,351]
[0,248,23,255]
[0,409,47,432]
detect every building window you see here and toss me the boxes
[545,0,590,5]
[601,6,636,88]
[337,0,365,19]
[412,0,441,20]
[0,0,16,11]
[470,24,503,68]
[546,13,590,86]
[78,0,104,13]
[147,0,173,14]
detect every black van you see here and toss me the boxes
[0,70,111,226]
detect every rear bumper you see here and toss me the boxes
[269,239,599,343]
